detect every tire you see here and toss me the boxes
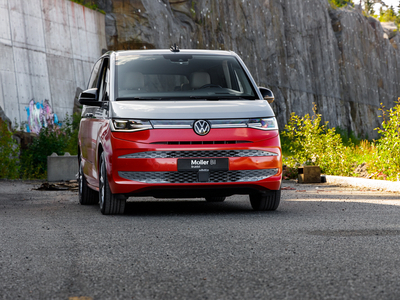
[79,162,99,205]
[99,153,126,215]
[205,196,226,202]
[249,188,281,211]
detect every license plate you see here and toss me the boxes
[177,158,229,171]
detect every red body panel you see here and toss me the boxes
[83,127,283,195]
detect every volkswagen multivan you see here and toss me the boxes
[78,48,282,215]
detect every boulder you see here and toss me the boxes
[381,21,397,40]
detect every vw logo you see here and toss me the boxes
[193,120,211,136]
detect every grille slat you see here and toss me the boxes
[151,141,252,145]
[119,169,278,184]
[120,150,277,159]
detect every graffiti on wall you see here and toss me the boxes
[25,99,59,134]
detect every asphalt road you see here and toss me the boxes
[1,180,400,300]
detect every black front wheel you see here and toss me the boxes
[249,188,281,211]
[79,162,99,205]
[99,153,126,215]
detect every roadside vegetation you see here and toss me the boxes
[0,121,20,179]
[282,101,400,181]
[0,113,81,180]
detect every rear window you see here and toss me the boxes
[115,54,257,100]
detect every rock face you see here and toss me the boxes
[95,0,400,138]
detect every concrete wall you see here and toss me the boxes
[0,0,106,129]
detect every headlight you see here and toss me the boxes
[247,117,278,130]
[111,119,153,132]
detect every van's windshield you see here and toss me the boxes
[115,54,258,100]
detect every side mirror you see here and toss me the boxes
[78,88,101,106]
[259,87,275,104]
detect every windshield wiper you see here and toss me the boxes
[116,97,164,101]
[189,96,256,100]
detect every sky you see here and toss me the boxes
[374,0,399,12]
[382,0,398,6]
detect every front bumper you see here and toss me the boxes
[106,128,282,197]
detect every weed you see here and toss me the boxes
[19,113,81,179]
[63,113,81,155]
[282,166,298,180]
[335,127,364,146]
[280,101,400,181]
[0,120,20,179]
[20,127,68,179]
[368,102,400,180]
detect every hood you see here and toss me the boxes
[109,100,274,119]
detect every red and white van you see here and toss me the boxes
[78,48,282,215]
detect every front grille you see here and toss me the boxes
[151,141,252,145]
[119,150,278,159]
[118,169,278,183]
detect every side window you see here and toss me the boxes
[104,68,110,100]
[98,59,110,102]
[87,59,102,89]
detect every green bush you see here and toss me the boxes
[19,113,81,179]
[368,102,400,180]
[281,104,355,176]
[20,127,68,179]
[0,121,20,179]
[335,127,364,146]
[280,102,400,181]
[63,112,81,155]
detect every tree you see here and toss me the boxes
[397,1,400,23]
[380,5,397,22]
[389,5,396,17]
[364,0,375,15]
